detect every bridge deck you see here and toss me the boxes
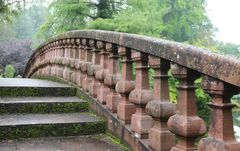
[0,136,122,151]
[0,78,71,88]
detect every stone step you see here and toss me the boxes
[0,78,76,97]
[0,136,123,151]
[0,113,106,140]
[0,97,89,114]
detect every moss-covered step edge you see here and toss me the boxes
[0,102,89,114]
[0,121,106,140]
[32,76,90,100]
[0,87,76,97]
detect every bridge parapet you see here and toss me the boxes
[24,30,240,151]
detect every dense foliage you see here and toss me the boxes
[4,64,15,78]
[0,39,32,76]
[36,0,125,40]
[0,1,48,75]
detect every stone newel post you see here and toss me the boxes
[198,76,240,151]
[105,44,121,113]
[116,47,136,124]
[146,57,176,151]
[168,64,207,151]
[129,51,153,139]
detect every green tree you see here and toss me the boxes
[161,0,214,42]
[88,0,166,37]
[0,0,25,42]
[0,0,25,22]
[4,64,15,78]
[12,4,48,40]
[36,0,125,40]
[89,0,215,44]
[216,42,240,57]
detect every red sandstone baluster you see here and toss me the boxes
[63,39,71,81]
[168,64,207,151]
[89,41,101,97]
[52,42,57,77]
[42,51,46,76]
[47,42,53,76]
[67,39,74,83]
[69,39,77,83]
[198,76,240,151]
[86,39,97,93]
[129,51,153,139]
[58,40,65,78]
[39,48,44,76]
[79,39,87,88]
[55,40,61,77]
[36,52,40,77]
[116,47,136,124]
[96,43,110,104]
[82,39,93,91]
[74,38,82,87]
[47,43,51,76]
[105,44,122,113]
[146,57,176,151]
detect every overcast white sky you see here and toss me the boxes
[207,0,240,44]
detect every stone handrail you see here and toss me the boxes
[24,30,240,151]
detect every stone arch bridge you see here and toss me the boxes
[0,30,239,151]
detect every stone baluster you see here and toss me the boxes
[129,51,153,139]
[79,39,87,88]
[146,57,176,151]
[51,42,57,77]
[42,46,47,76]
[89,41,102,97]
[69,39,77,83]
[198,76,240,151]
[39,48,44,76]
[48,42,53,76]
[96,43,110,104]
[116,47,136,124]
[58,40,65,78]
[82,39,93,92]
[54,40,61,78]
[63,39,72,81]
[86,39,97,93]
[105,44,122,113]
[168,64,207,151]
[74,38,82,87]
[36,52,41,77]
[68,39,75,83]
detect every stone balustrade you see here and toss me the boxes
[24,30,240,151]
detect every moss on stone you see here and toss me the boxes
[0,87,76,97]
[0,102,89,114]
[99,132,131,151]
[0,121,106,140]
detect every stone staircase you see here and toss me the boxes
[0,78,122,151]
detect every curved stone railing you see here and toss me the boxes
[24,30,240,151]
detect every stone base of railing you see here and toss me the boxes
[34,75,153,151]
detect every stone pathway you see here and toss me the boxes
[0,136,123,151]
